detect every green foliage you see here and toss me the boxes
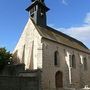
[0,47,12,70]
[0,48,12,61]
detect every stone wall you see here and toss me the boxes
[41,38,90,89]
[0,76,40,90]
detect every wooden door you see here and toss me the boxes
[55,71,63,88]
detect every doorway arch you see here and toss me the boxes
[55,71,63,88]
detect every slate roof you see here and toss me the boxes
[31,19,90,54]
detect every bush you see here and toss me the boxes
[0,47,12,70]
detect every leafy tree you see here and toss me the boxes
[0,47,12,70]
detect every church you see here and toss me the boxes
[13,0,90,89]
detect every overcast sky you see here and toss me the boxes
[0,0,90,51]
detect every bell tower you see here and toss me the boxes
[26,0,49,27]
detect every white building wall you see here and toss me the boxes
[13,19,42,70]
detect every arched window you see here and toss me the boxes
[72,54,76,68]
[55,71,63,88]
[22,45,25,63]
[54,51,60,66]
[83,57,88,70]
[69,54,76,68]
[69,55,72,67]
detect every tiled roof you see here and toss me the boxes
[32,19,90,54]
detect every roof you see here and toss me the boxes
[31,19,90,54]
[26,1,49,12]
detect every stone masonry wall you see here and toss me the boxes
[41,38,90,89]
[0,76,39,90]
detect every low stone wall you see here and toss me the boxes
[0,76,39,90]
[42,88,90,90]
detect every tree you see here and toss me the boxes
[0,47,12,70]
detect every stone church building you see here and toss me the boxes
[13,0,90,89]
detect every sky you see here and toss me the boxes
[0,0,90,52]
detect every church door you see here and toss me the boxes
[55,71,63,88]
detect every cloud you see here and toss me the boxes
[84,12,90,25]
[61,0,68,5]
[64,26,90,41]
[58,12,90,48]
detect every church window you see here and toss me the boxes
[54,51,60,66]
[83,57,88,70]
[40,8,44,16]
[22,45,25,63]
[69,54,76,68]
[69,55,72,67]
[72,54,76,68]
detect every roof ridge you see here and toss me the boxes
[46,26,88,49]
[30,18,89,51]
